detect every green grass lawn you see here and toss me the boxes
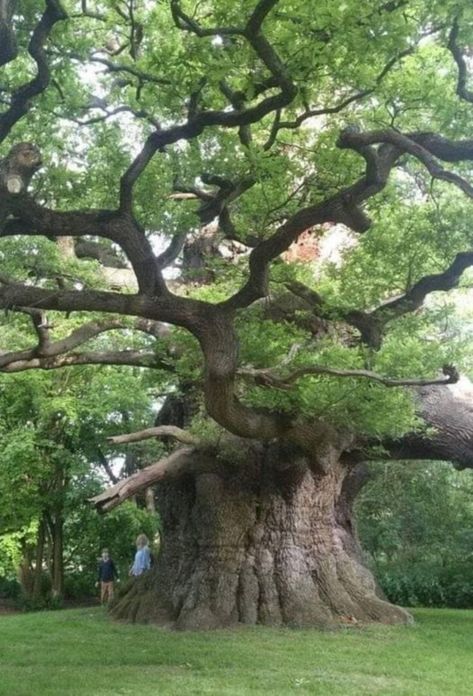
[0,607,472,695]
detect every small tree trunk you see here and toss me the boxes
[32,517,46,600]
[17,539,34,599]
[111,446,410,629]
[49,516,64,599]
[144,487,156,514]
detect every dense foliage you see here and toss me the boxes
[0,360,159,606]
[358,462,473,608]
[1,1,473,439]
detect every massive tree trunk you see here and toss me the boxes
[111,445,410,629]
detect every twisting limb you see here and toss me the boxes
[220,142,400,310]
[0,0,68,143]
[371,251,473,321]
[0,349,161,373]
[118,75,297,212]
[119,0,296,212]
[448,18,473,104]
[0,0,17,66]
[2,197,165,296]
[0,318,126,367]
[339,128,473,199]
[238,363,459,390]
[286,249,473,349]
[89,447,199,513]
[107,425,200,447]
[0,316,171,372]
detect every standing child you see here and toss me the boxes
[96,548,118,604]
[129,534,151,577]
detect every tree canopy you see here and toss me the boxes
[1,1,473,451]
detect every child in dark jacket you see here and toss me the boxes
[96,548,118,604]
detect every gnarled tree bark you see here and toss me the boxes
[107,444,409,629]
[95,381,473,629]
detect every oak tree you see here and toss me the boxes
[1,0,473,628]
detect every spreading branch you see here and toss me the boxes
[448,18,473,104]
[0,349,161,373]
[107,425,200,447]
[2,198,165,296]
[338,129,473,199]
[0,0,17,66]
[0,0,67,143]
[0,316,172,373]
[372,251,473,321]
[238,363,459,390]
[90,447,199,513]
[119,0,296,212]
[286,249,473,349]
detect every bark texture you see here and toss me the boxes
[111,446,410,629]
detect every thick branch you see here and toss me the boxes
[372,251,473,321]
[0,281,210,331]
[118,85,297,212]
[0,317,123,368]
[0,315,171,371]
[286,247,473,348]
[0,0,67,143]
[0,0,17,66]
[238,364,459,390]
[448,19,473,104]
[364,380,473,471]
[3,199,164,295]
[339,129,473,198]
[90,447,199,513]
[0,350,161,373]
[107,425,200,447]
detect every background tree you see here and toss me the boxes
[357,461,473,609]
[1,0,473,628]
[0,337,160,605]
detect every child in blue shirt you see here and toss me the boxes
[130,534,151,576]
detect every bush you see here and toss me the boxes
[357,462,473,610]
[375,561,473,609]
[64,572,96,600]
[0,576,21,600]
